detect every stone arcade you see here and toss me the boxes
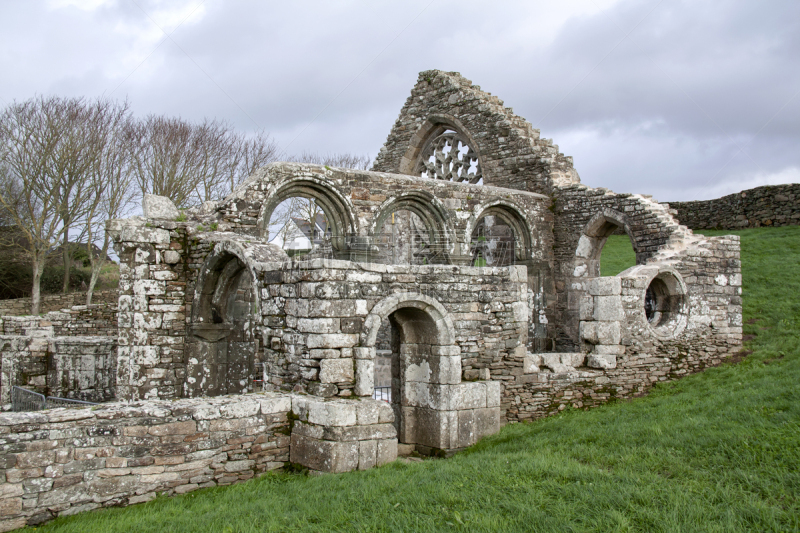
[0,70,742,530]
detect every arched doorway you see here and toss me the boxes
[184,251,258,397]
[361,293,468,453]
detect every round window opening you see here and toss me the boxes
[644,271,687,337]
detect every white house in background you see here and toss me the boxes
[269,213,329,253]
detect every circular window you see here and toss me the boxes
[644,271,687,338]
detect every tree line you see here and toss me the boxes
[0,95,370,314]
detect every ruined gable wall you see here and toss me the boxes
[372,70,579,195]
[666,183,800,229]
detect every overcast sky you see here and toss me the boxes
[1,0,798,201]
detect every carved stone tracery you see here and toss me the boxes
[416,130,482,184]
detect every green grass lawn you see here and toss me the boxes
[36,227,800,532]
[600,234,637,276]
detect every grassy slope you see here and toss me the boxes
[37,228,800,532]
[600,234,637,277]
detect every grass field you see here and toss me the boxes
[36,227,800,532]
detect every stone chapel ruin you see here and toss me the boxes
[0,70,742,529]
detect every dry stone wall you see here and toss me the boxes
[666,183,800,229]
[1,304,117,338]
[0,335,117,406]
[0,291,118,317]
[0,393,291,531]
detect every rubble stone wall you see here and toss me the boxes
[258,261,529,397]
[0,290,118,317]
[0,393,291,531]
[505,232,742,422]
[666,183,800,229]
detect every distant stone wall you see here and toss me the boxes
[0,393,292,531]
[1,304,118,338]
[666,183,800,229]
[0,290,118,317]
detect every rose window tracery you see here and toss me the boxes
[416,130,482,184]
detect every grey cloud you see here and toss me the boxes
[0,0,797,201]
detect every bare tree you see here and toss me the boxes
[131,117,280,207]
[50,98,124,293]
[288,151,371,170]
[0,97,76,313]
[82,104,136,304]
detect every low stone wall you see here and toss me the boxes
[1,304,118,338]
[666,183,800,229]
[0,335,117,406]
[0,393,292,531]
[0,290,118,317]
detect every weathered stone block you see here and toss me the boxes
[593,294,624,322]
[297,318,340,334]
[307,334,359,349]
[354,359,374,396]
[358,439,377,470]
[319,358,354,384]
[376,438,398,466]
[143,194,180,219]
[587,353,617,370]
[580,321,621,345]
[523,353,541,373]
[289,433,358,473]
[593,344,625,356]
[588,277,622,296]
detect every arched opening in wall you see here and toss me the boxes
[373,318,393,401]
[576,212,639,278]
[374,210,434,265]
[469,205,531,267]
[415,128,482,185]
[372,194,451,265]
[599,228,637,276]
[381,307,442,448]
[266,196,333,259]
[185,252,257,397]
[259,179,354,260]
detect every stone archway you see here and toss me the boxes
[359,293,498,454]
[466,201,533,266]
[184,247,259,398]
[369,192,455,265]
[574,208,642,279]
[257,176,357,260]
